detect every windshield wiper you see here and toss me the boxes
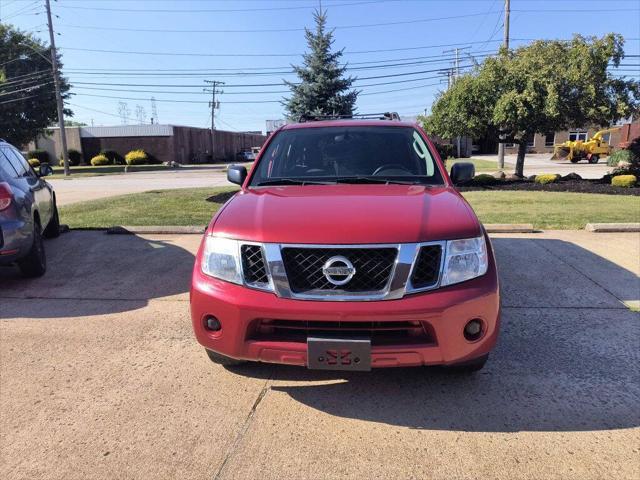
[333,176,421,185]
[256,178,334,186]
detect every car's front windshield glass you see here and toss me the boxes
[249,126,443,187]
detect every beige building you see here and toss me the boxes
[502,120,638,155]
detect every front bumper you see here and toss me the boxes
[190,258,500,368]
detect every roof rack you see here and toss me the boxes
[298,112,401,123]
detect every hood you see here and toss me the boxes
[211,184,481,244]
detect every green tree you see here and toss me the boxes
[284,10,358,119]
[425,34,640,176]
[64,120,87,127]
[0,23,72,147]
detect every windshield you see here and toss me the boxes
[249,126,444,186]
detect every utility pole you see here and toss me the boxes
[204,80,224,162]
[498,0,511,170]
[504,0,510,51]
[443,46,470,158]
[45,0,70,176]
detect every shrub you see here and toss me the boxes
[69,149,83,165]
[434,143,455,161]
[125,149,149,165]
[608,149,634,167]
[58,148,82,166]
[611,174,637,188]
[100,149,123,165]
[534,174,560,185]
[27,149,49,163]
[472,174,496,185]
[28,158,40,168]
[90,154,110,166]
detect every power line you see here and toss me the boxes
[0,81,54,97]
[59,37,640,59]
[61,50,499,72]
[66,101,150,125]
[68,63,477,89]
[64,54,496,79]
[58,11,502,34]
[59,39,506,58]
[55,0,387,13]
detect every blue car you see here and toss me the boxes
[0,139,59,277]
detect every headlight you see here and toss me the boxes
[441,236,488,286]
[201,236,242,284]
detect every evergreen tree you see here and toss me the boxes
[284,10,358,119]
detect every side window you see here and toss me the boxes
[0,147,22,178]
[6,148,31,177]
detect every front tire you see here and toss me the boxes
[43,202,60,238]
[205,349,246,366]
[445,354,488,373]
[18,221,46,278]
[588,155,599,164]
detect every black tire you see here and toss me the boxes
[588,155,600,164]
[43,202,60,238]
[570,158,580,164]
[205,349,246,366]
[18,221,46,278]
[445,354,489,373]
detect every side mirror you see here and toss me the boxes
[227,165,247,186]
[38,164,54,177]
[450,162,475,185]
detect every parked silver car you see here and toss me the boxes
[0,139,59,277]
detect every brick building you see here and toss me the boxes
[30,125,266,164]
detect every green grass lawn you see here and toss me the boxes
[60,188,237,227]
[463,191,640,229]
[48,164,226,178]
[59,187,640,230]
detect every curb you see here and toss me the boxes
[585,223,640,233]
[484,224,536,233]
[106,226,206,235]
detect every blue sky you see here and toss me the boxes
[2,0,639,132]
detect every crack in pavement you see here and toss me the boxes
[213,368,274,480]
[532,240,633,307]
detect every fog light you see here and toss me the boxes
[204,315,222,332]
[464,319,483,341]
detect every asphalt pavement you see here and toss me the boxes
[1,231,639,479]
[476,153,613,179]
[49,167,234,206]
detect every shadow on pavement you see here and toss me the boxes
[229,238,640,433]
[0,231,195,319]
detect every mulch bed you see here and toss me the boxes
[459,179,640,196]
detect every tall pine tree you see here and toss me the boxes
[284,10,358,119]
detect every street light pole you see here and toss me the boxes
[45,0,69,176]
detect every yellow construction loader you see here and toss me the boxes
[551,127,619,164]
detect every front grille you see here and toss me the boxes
[241,244,269,285]
[281,247,397,293]
[410,245,442,289]
[249,319,434,346]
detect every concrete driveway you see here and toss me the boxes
[476,153,613,179]
[1,231,639,479]
[49,167,234,206]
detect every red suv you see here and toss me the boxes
[191,117,500,372]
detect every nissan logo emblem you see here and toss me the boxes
[322,256,356,286]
